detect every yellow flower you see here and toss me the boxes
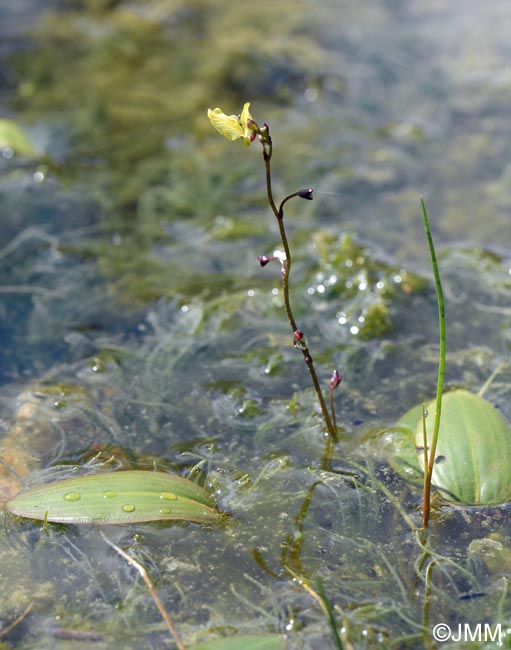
[207,102,257,146]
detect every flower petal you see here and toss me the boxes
[239,102,252,130]
[239,102,255,146]
[207,107,244,141]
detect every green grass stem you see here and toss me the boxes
[420,198,446,529]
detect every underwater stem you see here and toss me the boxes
[0,602,33,640]
[100,532,185,650]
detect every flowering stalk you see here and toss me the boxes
[207,103,340,438]
[259,133,337,438]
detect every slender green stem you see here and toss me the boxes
[316,580,345,650]
[262,146,336,438]
[421,404,428,476]
[420,403,431,528]
[420,197,445,529]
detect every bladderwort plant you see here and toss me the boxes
[208,103,341,439]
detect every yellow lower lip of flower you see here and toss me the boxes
[207,107,245,141]
[207,103,255,146]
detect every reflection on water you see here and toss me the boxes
[0,1,510,648]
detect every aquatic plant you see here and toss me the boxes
[208,103,340,438]
[5,469,222,525]
[392,200,511,527]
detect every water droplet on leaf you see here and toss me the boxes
[63,492,81,502]
[159,492,177,501]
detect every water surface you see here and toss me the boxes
[0,1,510,648]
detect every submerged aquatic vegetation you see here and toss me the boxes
[0,93,508,648]
[0,382,98,501]
[1,2,511,646]
[309,231,428,341]
[8,0,328,309]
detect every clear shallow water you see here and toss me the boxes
[0,1,510,648]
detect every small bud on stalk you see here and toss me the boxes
[330,370,342,390]
[258,255,272,267]
[293,330,308,351]
[298,188,314,200]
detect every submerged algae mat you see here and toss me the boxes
[1,0,511,648]
[2,298,511,649]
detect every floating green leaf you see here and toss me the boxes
[5,470,222,525]
[390,402,425,483]
[415,390,511,506]
[395,390,511,506]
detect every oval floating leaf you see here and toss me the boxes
[5,470,222,525]
[413,390,511,505]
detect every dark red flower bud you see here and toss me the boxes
[298,188,314,200]
[330,370,342,389]
[293,330,304,342]
[258,255,271,267]
[258,123,272,147]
